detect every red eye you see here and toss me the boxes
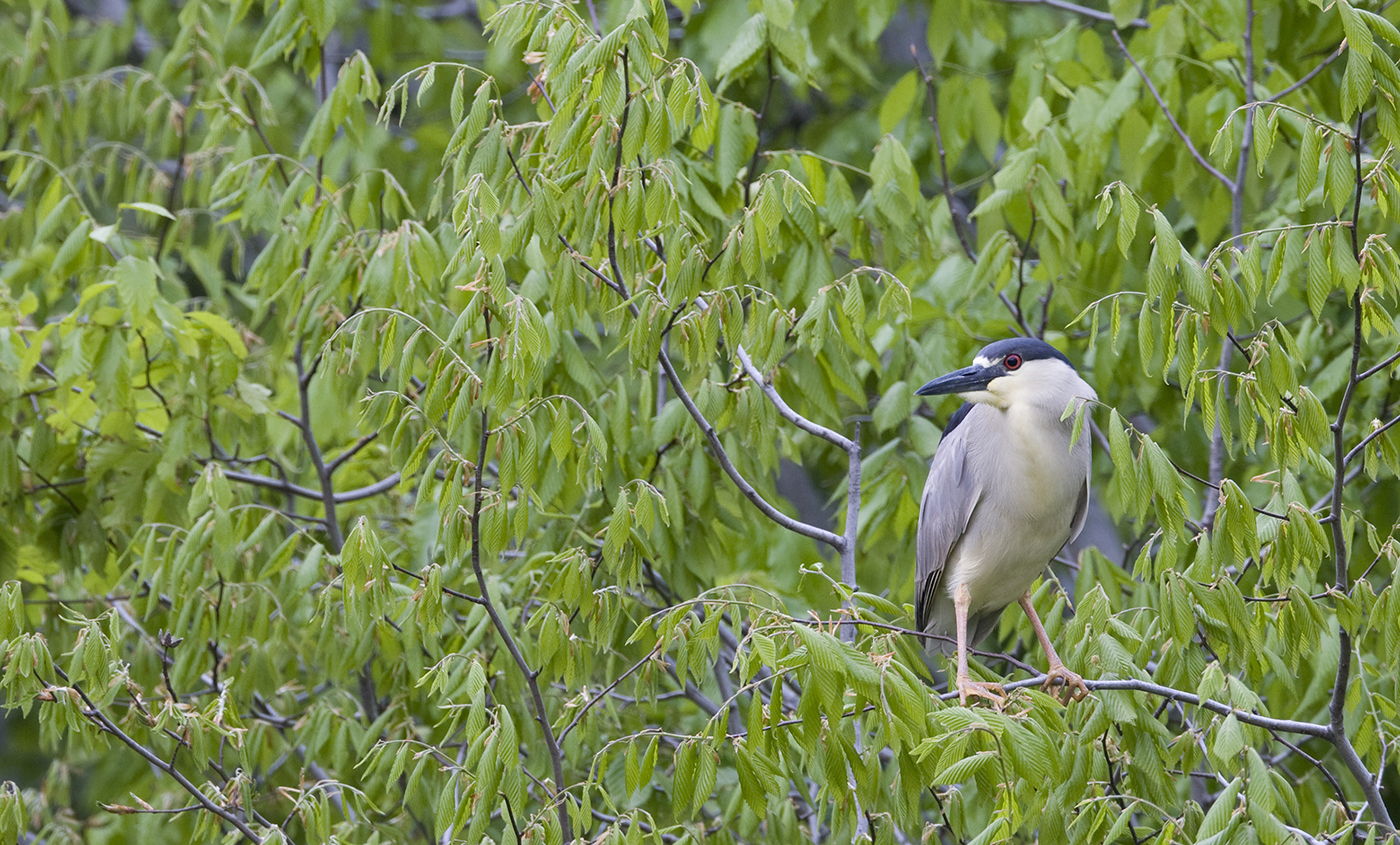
[1004,354,1023,370]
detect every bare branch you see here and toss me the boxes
[1232,0,1258,239]
[733,346,853,451]
[465,397,573,841]
[220,468,401,504]
[1169,456,1286,521]
[390,562,485,606]
[657,349,844,550]
[327,432,380,473]
[1343,413,1400,468]
[1264,43,1345,104]
[1322,112,1396,834]
[1206,0,1258,529]
[1357,347,1400,382]
[607,48,632,297]
[59,680,265,843]
[935,676,1330,737]
[560,645,665,742]
[1269,731,1349,809]
[292,343,343,552]
[240,91,292,188]
[913,51,977,263]
[984,0,1149,28]
[838,422,861,643]
[1113,30,1235,191]
[743,50,775,208]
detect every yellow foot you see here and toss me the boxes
[955,675,1006,707]
[1041,661,1089,704]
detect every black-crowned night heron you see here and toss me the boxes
[914,337,1095,706]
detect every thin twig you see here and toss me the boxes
[466,352,573,839]
[1012,214,1038,328]
[1264,44,1345,104]
[733,346,853,451]
[984,0,1149,28]
[656,351,844,549]
[935,676,1330,737]
[1205,0,1259,529]
[1343,413,1400,468]
[58,679,265,843]
[389,562,485,605]
[292,342,342,552]
[743,50,775,208]
[912,51,976,263]
[1322,111,1396,833]
[1168,457,1285,520]
[240,91,291,187]
[559,645,664,742]
[607,47,632,299]
[1271,731,1350,809]
[219,468,401,504]
[155,57,198,258]
[1112,31,1234,191]
[327,432,380,473]
[788,616,1037,674]
[1102,730,1145,845]
[1357,347,1400,382]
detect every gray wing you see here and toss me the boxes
[914,418,981,633]
[1067,477,1090,543]
[1066,436,1092,544]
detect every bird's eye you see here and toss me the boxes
[1004,354,1022,370]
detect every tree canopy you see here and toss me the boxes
[2,0,1400,842]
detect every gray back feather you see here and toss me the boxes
[914,411,982,633]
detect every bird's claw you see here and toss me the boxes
[1041,661,1089,704]
[955,675,1006,708]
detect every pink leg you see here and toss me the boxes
[1019,591,1088,703]
[953,584,1005,707]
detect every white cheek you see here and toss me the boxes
[961,386,1005,407]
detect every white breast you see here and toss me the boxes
[943,402,1089,613]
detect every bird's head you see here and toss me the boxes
[915,338,1094,411]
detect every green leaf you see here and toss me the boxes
[880,70,920,134]
[118,201,176,220]
[716,14,767,82]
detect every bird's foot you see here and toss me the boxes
[1041,660,1089,704]
[955,674,1006,708]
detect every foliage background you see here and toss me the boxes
[2,0,1400,842]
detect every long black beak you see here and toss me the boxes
[915,365,996,396]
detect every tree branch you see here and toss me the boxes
[293,342,343,552]
[1113,30,1235,191]
[1357,347,1400,382]
[1206,0,1258,528]
[607,48,632,299]
[220,468,401,504]
[59,679,265,843]
[743,50,775,208]
[1268,731,1349,810]
[559,645,664,742]
[913,51,978,264]
[733,346,853,451]
[984,0,1149,28]
[1264,43,1345,104]
[935,676,1330,737]
[466,399,573,842]
[657,350,844,550]
[1321,112,1395,834]
[838,422,861,643]
[1343,413,1400,468]
[327,432,380,473]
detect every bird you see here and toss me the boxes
[913,337,1096,706]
